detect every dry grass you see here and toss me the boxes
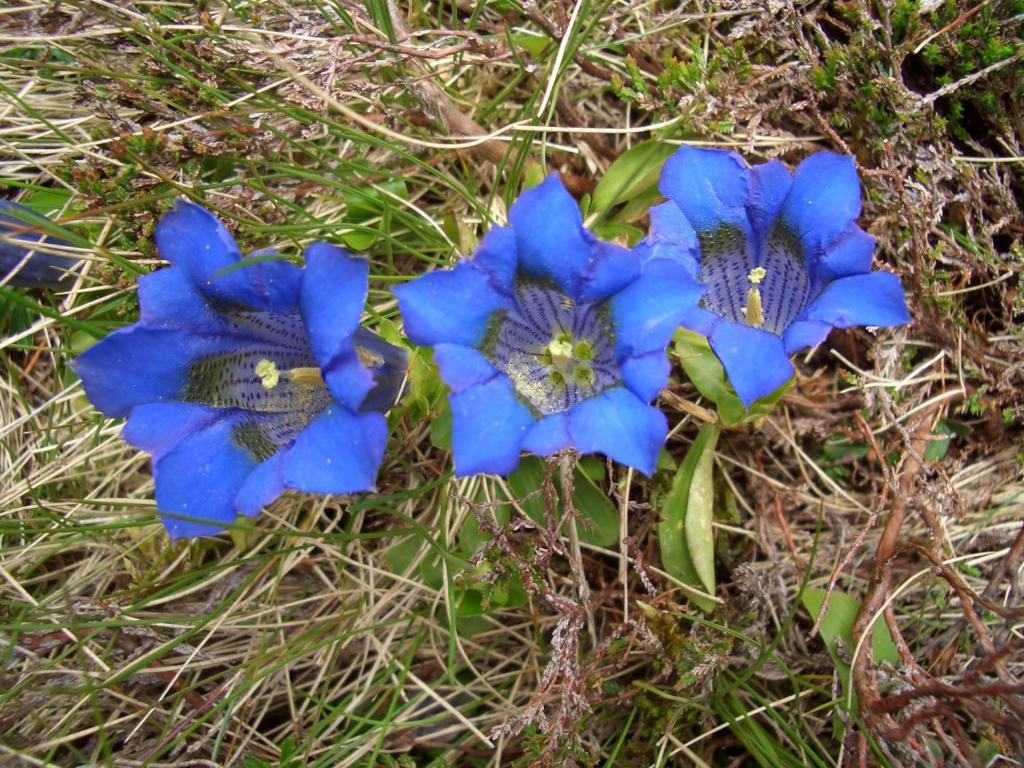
[1,1,1023,766]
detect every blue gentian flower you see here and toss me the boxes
[395,174,703,477]
[644,146,911,407]
[0,200,77,288]
[75,201,407,538]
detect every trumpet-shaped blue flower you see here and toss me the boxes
[0,200,77,288]
[395,175,703,477]
[644,146,911,407]
[75,201,407,538]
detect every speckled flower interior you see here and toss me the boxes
[396,174,704,477]
[643,146,910,407]
[75,202,406,538]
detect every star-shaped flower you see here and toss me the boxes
[75,201,406,538]
[644,146,911,407]
[396,175,703,476]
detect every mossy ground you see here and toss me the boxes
[1,1,1023,766]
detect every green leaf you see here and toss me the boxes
[609,183,664,225]
[799,586,899,739]
[343,179,407,218]
[522,161,547,191]
[589,221,645,246]
[503,457,618,547]
[821,436,868,462]
[510,32,553,59]
[590,140,675,216]
[340,179,407,249]
[570,465,619,547]
[428,398,452,451]
[974,738,1001,767]
[685,425,719,595]
[673,328,738,408]
[657,424,720,612]
[801,587,899,667]
[923,419,970,462]
[672,328,791,427]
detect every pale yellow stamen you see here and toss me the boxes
[546,336,575,371]
[255,358,323,389]
[744,267,766,328]
[356,345,384,369]
[285,367,325,386]
[255,358,280,389]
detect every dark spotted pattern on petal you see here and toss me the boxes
[227,310,310,350]
[697,225,751,324]
[180,304,338,465]
[233,409,327,461]
[182,347,330,413]
[759,225,810,335]
[483,278,620,415]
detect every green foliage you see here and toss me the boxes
[4,0,1015,764]
[800,586,900,732]
[923,419,971,462]
[657,424,719,612]
[589,139,675,220]
[483,456,619,549]
[913,2,1024,140]
[673,328,791,427]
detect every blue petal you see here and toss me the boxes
[783,319,833,355]
[579,242,641,303]
[0,201,76,288]
[395,262,510,347]
[75,328,226,418]
[522,412,570,456]
[235,452,287,517]
[747,158,792,239]
[283,405,387,493]
[449,375,533,476]
[781,153,862,255]
[122,402,222,459]
[814,225,875,283]
[659,146,751,236]
[137,267,225,333]
[245,249,304,315]
[434,343,499,393]
[647,201,699,250]
[707,321,794,408]
[679,305,719,337]
[352,329,409,413]
[472,226,517,291]
[567,387,666,476]
[508,174,591,298]
[620,350,670,402]
[300,242,367,369]
[155,200,269,310]
[803,271,910,328]
[323,350,375,412]
[640,201,700,276]
[153,417,257,538]
[611,259,704,357]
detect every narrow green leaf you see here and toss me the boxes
[657,424,720,612]
[672,328,792,426]
[923,419,970,462]
[800,587,900,667]
[673,328,737,409]
[504,457,618,546]
[685,424,719,595]
[571,466,619,547]
[590,140,675,216]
